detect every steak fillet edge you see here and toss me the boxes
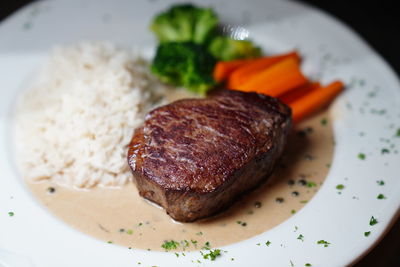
[128,90,292,222]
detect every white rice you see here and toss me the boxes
[15,42,167,188]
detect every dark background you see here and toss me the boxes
[1,1,399,266]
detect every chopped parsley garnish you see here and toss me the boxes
[175,253,179,257]
[317,240,330,247]
[377,180,385,186]
[202,249,221,261]
[358,153,366,160]
[266,241,271,246]
[291,209,296,214]
[126,229,133,235]
[320,118,328,126]
[107,241,113,244]
[364,231,371,237]
[196,231,203,236]
[369,216,378,226]
[326,163,331,168]
[290,260,295,267]
[190,239,198,247]
[396,128,400,137]
[203,241,211,250]
[181,240,190,248]
[8,211,14,217]
[377,194,386,199]
[161,240,179,251]
[236,220,247,226]
[300,200,308,204]
[381,148,390,154]
[305,264,312,267]
[336,184,345,190]
[307,181,317,188]
[297,234,304,242]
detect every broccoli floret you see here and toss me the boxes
[151,42,216,95]
[209,36,262,61]
[150,4,218,44]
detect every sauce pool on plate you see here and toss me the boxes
[26,109,333,251]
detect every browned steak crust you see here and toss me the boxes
[128,90,292,222]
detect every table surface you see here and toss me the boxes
[1,1,399,267]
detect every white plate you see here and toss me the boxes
[1,0,400,266]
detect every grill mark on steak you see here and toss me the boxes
[128,89,292,222]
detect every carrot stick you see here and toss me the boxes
[213,59,250,83]
[290,80,344,123]
[279,82,321,105]
[232,57,308,97]
[227,51,300,89]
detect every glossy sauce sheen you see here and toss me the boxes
[27,99,333,251]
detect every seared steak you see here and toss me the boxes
[128,90,291,222]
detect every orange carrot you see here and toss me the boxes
[279,82,321,105]
[227,51,300,89]
[232,57,308,97]
[290,80,344,123]
[213,59,250,83]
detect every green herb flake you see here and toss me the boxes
[291,209,296,214]
[290,260,295,267]
[320,118,328,126]
[256,243,260,246]
[190,239,198,247]
[381,148,390,154]
[161,240,180,251]
[317,240,330,247]
[202,249,221,261]
[181,240,190,248]
[336,184,345,190]
[266,241,271,246]
[396,128,400,137]
[369,216,378,226]
[126,229,134,235]
[377,194,386,199]
[8,211,14,217]
[358,153,366,160]
[196,231,203,236]
[307,181,317,188]
[300,200,308,204]
[202,241,211,250]
[236,220,247,226]
[175,252,179,257]
[231,258,235,261]
[297,234,304,242]
[107,241,113,244]
[377,180,385,186]
[305,264,312,267]
[364,231,371,237]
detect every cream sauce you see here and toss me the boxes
[26,107,334,252]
